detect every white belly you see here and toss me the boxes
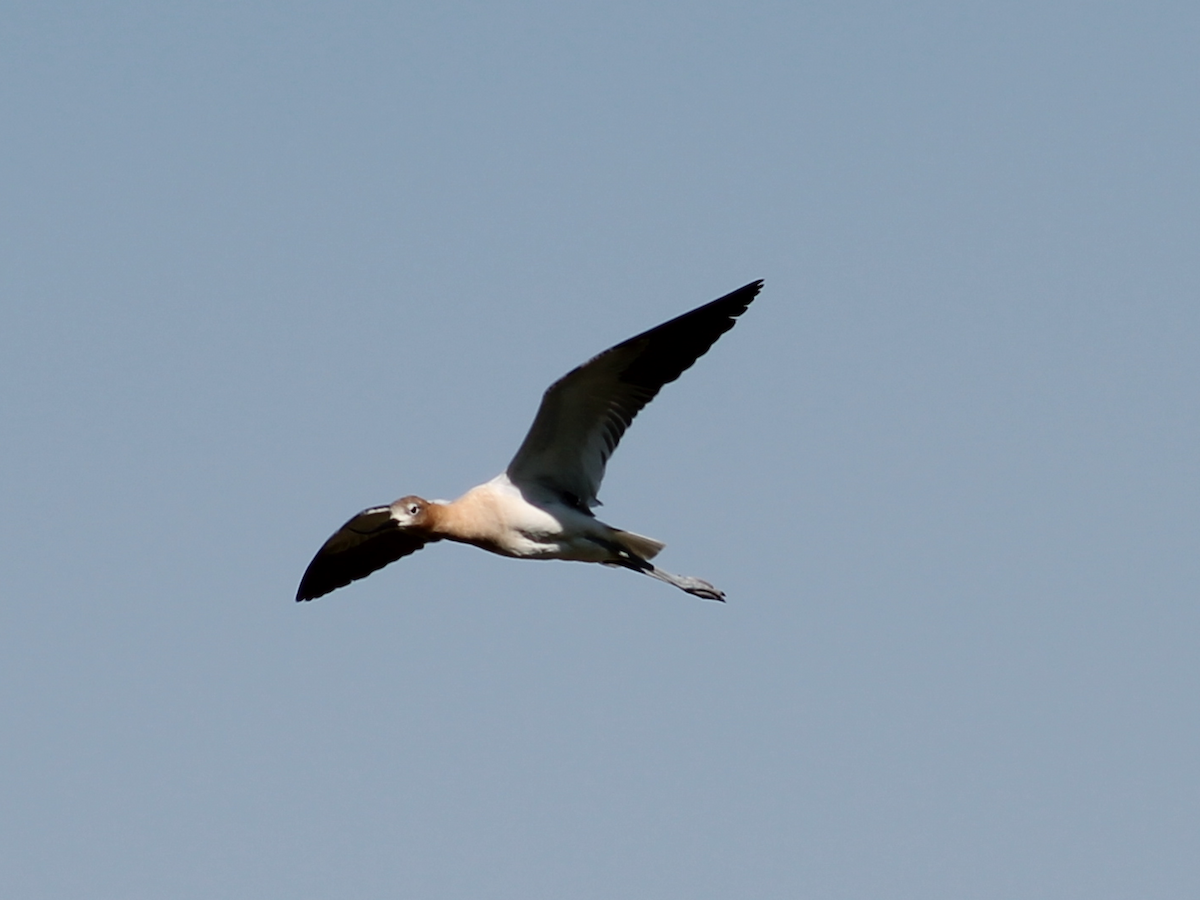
[465,475,615,562]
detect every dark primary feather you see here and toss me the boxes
[507,280,762,508]
[296,506,434,601]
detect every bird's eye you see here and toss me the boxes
[409,504,420,515]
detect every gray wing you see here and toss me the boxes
[506,280,762,510]
[296,506,435,601]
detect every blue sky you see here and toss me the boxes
[2,2,1198,897]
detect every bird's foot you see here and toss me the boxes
[678,577,726,602]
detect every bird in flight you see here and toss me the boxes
[296,280,763,603]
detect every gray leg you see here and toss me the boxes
[641,565,726,602]
[592,538,725,602]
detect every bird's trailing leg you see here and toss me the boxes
[595,539,726,602]
[639,564,726,602]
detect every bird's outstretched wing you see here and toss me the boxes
[506,280,762,510]
[296,506,435,601]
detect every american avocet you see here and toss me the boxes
[297,280,762,603]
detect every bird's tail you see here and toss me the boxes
[610,529,665,560]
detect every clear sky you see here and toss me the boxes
[2,2,1198,897]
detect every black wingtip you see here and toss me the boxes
[294,579,324,602]
[719,279,764,314]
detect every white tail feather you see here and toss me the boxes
[612,529,665,560]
